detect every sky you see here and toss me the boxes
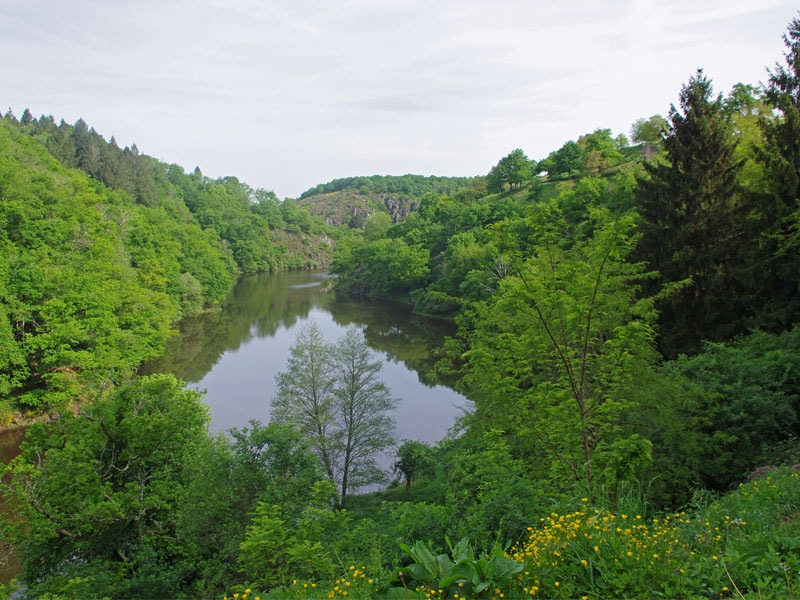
[2,1,798,199]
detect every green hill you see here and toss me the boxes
[297,174,479,226]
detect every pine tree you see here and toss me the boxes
[757,15,800,327]
[635,70,744,358]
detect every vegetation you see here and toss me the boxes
[272,324,398,509]
[0,113,330,420]
[2,13,800,600]
[298,174,481,228]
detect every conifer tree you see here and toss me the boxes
[757,15,800,327]
[635,70,744,358]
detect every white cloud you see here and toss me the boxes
[2,0,797,197]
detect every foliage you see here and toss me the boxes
[1,375,210,597]
[487,149,533,193]
[577,129,623,176]
[505,468,800,599]
[0,111,334,417]
[456,208,658,494]
[757,14,800,328]
[660,327,800,491]
[272,323,398,508]
[299,174,476,200]
[630,114,668,144]
[331,326,399,507]
[634,70,755,358]
[394,440,435,492]
[331,236,431,299]
[400,536,524,599]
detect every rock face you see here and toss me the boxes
[383,195,420,222]
[298,191,419,227]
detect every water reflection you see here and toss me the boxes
[143,271,470,442]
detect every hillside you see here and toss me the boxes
[0,112,333,421]
[297,173,479,225]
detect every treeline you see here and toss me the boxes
[299,173,477,200]
[332,16,800,507]
[0,115,330,419]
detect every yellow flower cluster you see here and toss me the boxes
[325,565,377,599]
[508,506,748,597]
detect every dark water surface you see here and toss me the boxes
[142,270,471,442]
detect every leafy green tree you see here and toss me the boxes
[635,70,745,357]
[487,149,533,193]
[272,322,338,482]
[550,140,582,179]
[363,211,393,240]
[330,326,398,508]
[456,208,657,495]
[271,324,398,508]
[2,375,210,597]
[630,114,668,145]
[394,440,435,491]
[578,129,623,176]
[331,237,430,299]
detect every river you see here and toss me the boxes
[142,269,470,443]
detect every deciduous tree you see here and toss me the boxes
[457,208,657,496]
[271,323,398,508]
[330,326,398,507]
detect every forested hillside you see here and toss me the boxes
[0,115,331,422]
[297,174,482,226]
[2,14,800,600]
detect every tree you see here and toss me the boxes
[757,15,800,327]
[2,375,211,597]
[578,128,623,176]
[394,440,435,491]
[550,140,582,179]
[457,208,657,496]
[271,323,398,508]
[630,114,668,145]
[487,149,533,193]
[272,322,338,482]
[635,70,745,357]
[330,326,398,507]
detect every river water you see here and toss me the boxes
[142,270,471,443]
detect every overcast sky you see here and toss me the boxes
[2,1,797,198]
